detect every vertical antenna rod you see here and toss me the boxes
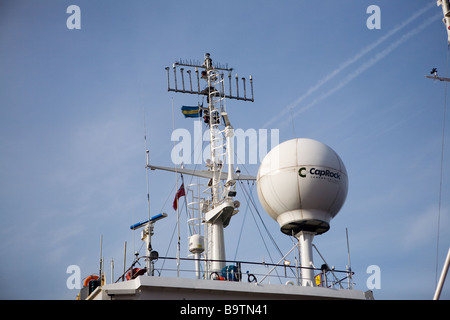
[180,68,185,92]
[235,73,239,98]
[99,235,103,284]
[346,228,353,289]
[187,69,192,91]
[173,64,178,91]
[122,241,127,281]
[110,258,114,284]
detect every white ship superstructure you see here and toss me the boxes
[78,53,374,301]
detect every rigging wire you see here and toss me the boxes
[238,181,272,259]
[233,188,251,260]
[159,217,179,275]
[240,180,285,258]
[183,119,209,237]
[290,106,297,138]
[171,97,182,277]
[154,92,290,279]
[141,97,152,221]
[240,181,295,283]
[435,43,449,286]
[238,180,297,282]
[135,102,151,266]
[138,102,152,267]
[159,96,209,274]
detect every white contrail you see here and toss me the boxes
[263,2,436,129]
[279,12,442,128]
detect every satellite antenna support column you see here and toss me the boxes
[297,231,316,287]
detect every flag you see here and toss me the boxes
[173,183,186,210]
[181,106,202,118]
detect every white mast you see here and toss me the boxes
[437,0,450,43]
[156,53,254,278]
[206,55,224,273]
[203,53,236,274]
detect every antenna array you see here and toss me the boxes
[165,53,254,102]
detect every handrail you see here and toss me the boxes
[115,255,355,289]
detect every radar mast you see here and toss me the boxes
[155,53,255,276]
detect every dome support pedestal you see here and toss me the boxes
[297,231,316,287]
[257,138,349,287]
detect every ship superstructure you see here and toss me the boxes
[78,53,373,301]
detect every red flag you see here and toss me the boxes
[173,183,186,210]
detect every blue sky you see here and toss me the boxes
[0,0,449,300]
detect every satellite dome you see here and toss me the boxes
[256,138,348,236]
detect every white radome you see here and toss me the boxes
[256,138,348,235]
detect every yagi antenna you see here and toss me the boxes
[165,53,254,102]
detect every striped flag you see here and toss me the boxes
[181,106,202,118]
[173,183,186,210]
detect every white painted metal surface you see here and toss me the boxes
[433,247,450,300]
[298,231,315,287]
[88,276,371,300]
[437,0,450,43]
[257,138,348,235]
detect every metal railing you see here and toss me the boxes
[116,255,355,290]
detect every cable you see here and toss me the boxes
[233,191,250,260]
[435,43,449,286]
[240,180,284,258]
[240,181,274,262]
